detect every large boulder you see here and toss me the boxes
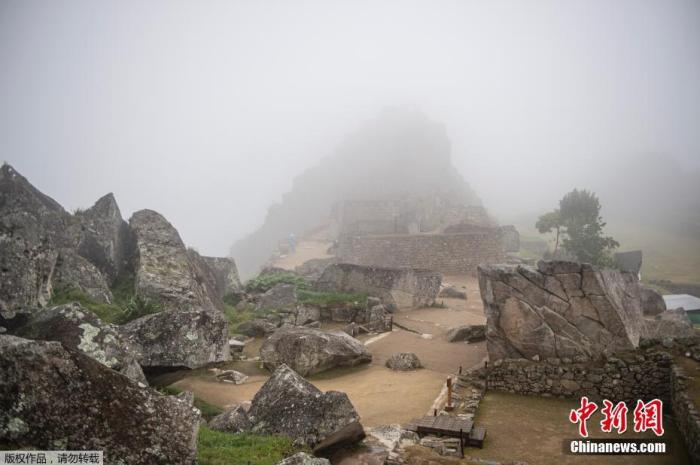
[295,257,337,282]
[13,302,146,383]
[260,327,372,376]
[51,248,114,304]
[201,255,242,296]
[246,364,365,451]
[209,404,252,433]
[438,285,467,300]
[478,260,644,361]
[385,353,422,371]
[0,164,69,324]
[237,318,278,337]
[69,193,132,284]
[129,209,218,310]
[0,335,200,464]
[122,308,230,369]
[642,308,696,340]
[315,263,441,310]
[445,324,485,343]
[640,285,666,316]
[256,283,298,311]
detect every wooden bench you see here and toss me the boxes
[468,425,486,448]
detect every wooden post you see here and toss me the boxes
[433,408,437,416]
[445,377,453,411]
[459,365,462,375]
[459,428,464,457]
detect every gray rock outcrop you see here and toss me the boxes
[122,307,230,369]
[640,285,666,316]
[315,263,441,309]
[69,193,131,284]
[445,324,485,343]
[260,327,372,376]
[13,302,145,383]
[52,249,114,304]
[246,364,365,451]
[385,353,422,371]
[479,260,644,361]
[130,210,218,310]
[0,164,69,324]
[0,335,200,465]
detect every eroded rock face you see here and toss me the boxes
[70,193,131,284]
[51,249,114,304]
[385,353,422,371]
[122,308,230,369]
[247,364,365,452]
[640,285,666,316]
[0,164,69,323]
[295,257,337,282]
[260,327,372,376]
[315,263,441,310]
[13,302,145,383]
[0,335,200,465]
[129,210,217,310]
[479,260,644,361]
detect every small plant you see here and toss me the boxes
[119,295,162,323]
[48,287,125,324]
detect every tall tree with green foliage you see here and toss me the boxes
[536,189,619,265]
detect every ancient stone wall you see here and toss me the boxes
[314,263,441,309]
[671,364,700,464]
[337,231,504,275]
[485,349,673,404]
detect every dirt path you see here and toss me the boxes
[173,245,488,427]
[272,240,333,270]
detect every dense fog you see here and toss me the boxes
[2,0,699,259]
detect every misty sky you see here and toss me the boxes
[2,0,699,257]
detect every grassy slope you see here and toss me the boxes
[512,218,700,286]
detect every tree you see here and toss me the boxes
[536,189,619,265]
[535,210,562,254]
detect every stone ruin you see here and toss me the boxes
[478,260,695,361]
[334,199,507,275]
[315,263,441,310]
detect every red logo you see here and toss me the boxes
[570,398,664,437]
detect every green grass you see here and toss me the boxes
[48,283,161,325]
[244,273,310,294]
[48,288,126,324]
[297,289,367,308]
[197,427,301,465]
